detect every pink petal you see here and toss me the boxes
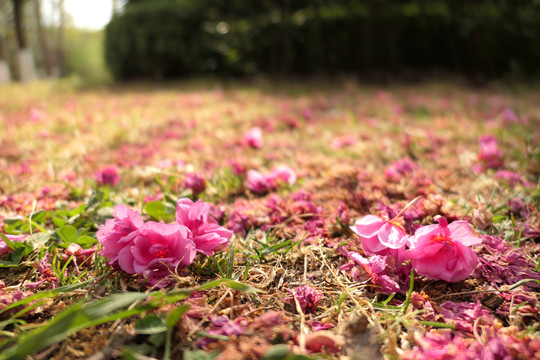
[117,246,135,274]
[351,215,384,238]
[378,222,407,249]
[448,221,482,246]
[409,223,439,247]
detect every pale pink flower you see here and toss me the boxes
[494,170,533,188]
[0,234,26,256]
[130,221,195,275]
[501,108,518,124]
[140,258,185,288]
[330,135,356,149]
[271,165,296,185]
[385,158,418,182]
[345,252,401,294]
[97,204,143,268]
[403,217,481,282]
[244,127,263,148]
[350,214,408,259]
[95,166,121,187]
[478,135,503,169]
[183,173,206,195]
[285,285,322,314]
[246,169,275,194]
[175,198,232,256]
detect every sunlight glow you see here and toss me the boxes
[65,0,113,30]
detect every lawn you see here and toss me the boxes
[0,80,539,359]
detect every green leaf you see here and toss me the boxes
[30,210,48,224]
[144,201,176,221]
[491,215,508,223]
[0,247,25,267]
[420,321,455,329]
[76,235,98,247]
[0,279,95,316]
[0,277,259,359]
[0,292,149,360]
[508,278,540,290]
[263,345,290,360]
[184,350,217,360]
[0,233,16,250]
[135,314,167,334]
[52,217,66,227]
[166,305,190,329]
[260,240,293,256]
[56,225,79,243]
[198,278,262,293]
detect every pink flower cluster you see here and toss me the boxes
[476,135,504,171]
[384,158,418,182]
[95,166,121,187]
[351,215,481,283]
[246,165,297,194]
[97,198,232,287]
[285,285,323,314]
[183,173,206,195]
[244,127,263,148]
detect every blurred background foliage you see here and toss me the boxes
[0,0,111,85]
[1,0,540,85]
[104,0,540,81]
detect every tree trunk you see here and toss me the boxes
[0,36,11,84]
[34,0,52,77]
[13,0,27,49]
[13,0,37,82]
[56,0,65,76]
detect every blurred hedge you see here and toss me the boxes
[105,0,540,80]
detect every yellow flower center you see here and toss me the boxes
[431,233,453,245]
[155,249,169,258]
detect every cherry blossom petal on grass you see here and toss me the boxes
[404,217,481,282]
[97,204,143,267]
[175,198,232,256]
[131,222,195,275]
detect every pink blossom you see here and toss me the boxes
[271,165,296,185]
[246,166,297,194]
[246,170,275,194]
[183,173,206,195]
[494,170,533,188]
[175,198,232,256]
[508,197,529,219]
[350,214,408,259]
[439,301,493,333]
[95,166,121,187]
[29,108,45,123]
[330,135,356,149]
[62,243,97,266]
[285,285,322,314]
[343,251,401,294]
[141,258,185,288]
[478,135,503,169]
[97,204,143,268]
[244,127,263,148]
[473,235,540,290]
[0,234,26,256]
[197,315,246,349]
[501,108,518,124]
[385,158,418,182]
[403,217,481,282]
[130,221,195,276]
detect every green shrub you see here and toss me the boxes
[105,0,540,80]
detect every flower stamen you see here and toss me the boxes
[431,233,453,245]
